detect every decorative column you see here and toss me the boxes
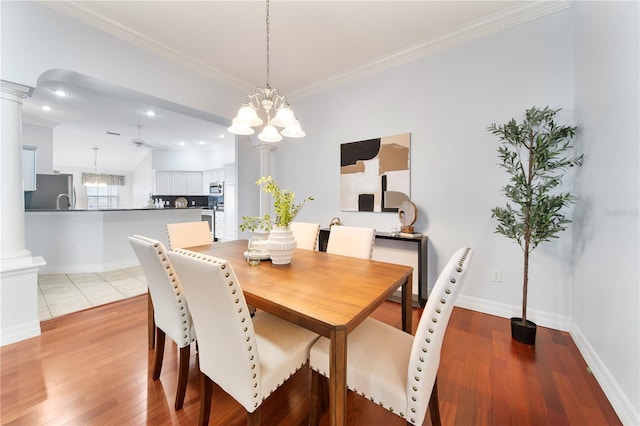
[0,79,46,346]
[1,81,31,261]
[258,143,275,218]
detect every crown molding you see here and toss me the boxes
[36,1,255,94]
[37,0,572,101]
[289,0,573,100]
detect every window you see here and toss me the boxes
[87,185,119,209]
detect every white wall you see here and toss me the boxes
[130,152,154,208]
[275,10,576,328]
[22,123,54,174]
[572,2,640,424]
[151,143,234,171]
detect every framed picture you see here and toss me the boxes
[340,132,410,212]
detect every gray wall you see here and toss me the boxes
[573,1,639,421]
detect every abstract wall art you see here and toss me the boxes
[340,132,410,212]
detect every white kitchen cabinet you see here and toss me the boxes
[22,145,38,191]
[171,172,188,194]
[214,210,224,240]
[155,171,202,195]
[186,172,202,195]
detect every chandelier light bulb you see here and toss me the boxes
[271,104,295,127]
[228,118,255,136]
[258,124,283,143]
[281,120,306,138]
[237,103,263,126]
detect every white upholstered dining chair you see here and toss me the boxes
[166,221,212,249]
[309,247,473,426]
[290,221,321,250]
[167,249,320,426]
[326,225,375,259]
[128,235,196,410]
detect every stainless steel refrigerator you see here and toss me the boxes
[25,174,75,210]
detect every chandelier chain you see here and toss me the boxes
[265,0,270,88]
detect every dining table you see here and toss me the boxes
[187,239,413,426]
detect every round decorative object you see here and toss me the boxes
[174,197,188,208]
[398,200,417,233]
[267,226,297,265]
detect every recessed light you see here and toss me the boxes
[145,110,155,117]
[41,105,51,111]
[219,134,225,139]
[198,140,207,145]
[54,89,68,97]
[178,141,185,146]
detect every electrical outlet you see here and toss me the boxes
[491,269,502,283]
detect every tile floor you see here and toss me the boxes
[38,265,147,321]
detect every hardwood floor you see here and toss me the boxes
[1,295,620,425]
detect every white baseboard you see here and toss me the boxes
[455,294,572,331]
[0,320,41,347]
[571,323,640,426]
[38,260,140,274]
[454,294,637,425]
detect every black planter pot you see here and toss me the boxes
[510,317,537,345]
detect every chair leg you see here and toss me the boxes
[147,294,155,350]
[428,377,442,426]
[174,344,191,410]
[199,374,213,426]
[309,369,327,426]
[247,406,260,426]
[152,328,166,380]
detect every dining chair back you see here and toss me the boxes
[290,221,321,250]
[309,247,473,426]
[128,235,196,410]
[325,225,375,259]
[166,221,212,249]
[167,249,320,426]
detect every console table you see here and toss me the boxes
[318,228,429,307]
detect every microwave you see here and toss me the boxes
[209,182,224,196]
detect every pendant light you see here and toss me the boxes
[84,147,107,187]
[228,0,305,142]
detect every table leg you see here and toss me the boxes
[329,328,347,426]
[402,274,413,333]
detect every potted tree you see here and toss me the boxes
[488,106,583,345]
[240,176,313,265]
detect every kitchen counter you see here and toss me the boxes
[25,207,206,212]
[25,208,204,273]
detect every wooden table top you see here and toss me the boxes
[188,239,413,337]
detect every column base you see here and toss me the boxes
[1,254,46,346]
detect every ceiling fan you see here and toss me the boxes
[131,125,150,148]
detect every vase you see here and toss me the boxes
[510,317,537,345]
[267,226,297,265]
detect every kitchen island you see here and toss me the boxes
[25,208,203,273]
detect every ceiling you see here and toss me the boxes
[22,0,570,172]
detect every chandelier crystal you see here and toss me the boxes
[228,0,305,142]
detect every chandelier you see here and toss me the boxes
[83,147,107,187]
[227,0,305,143]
